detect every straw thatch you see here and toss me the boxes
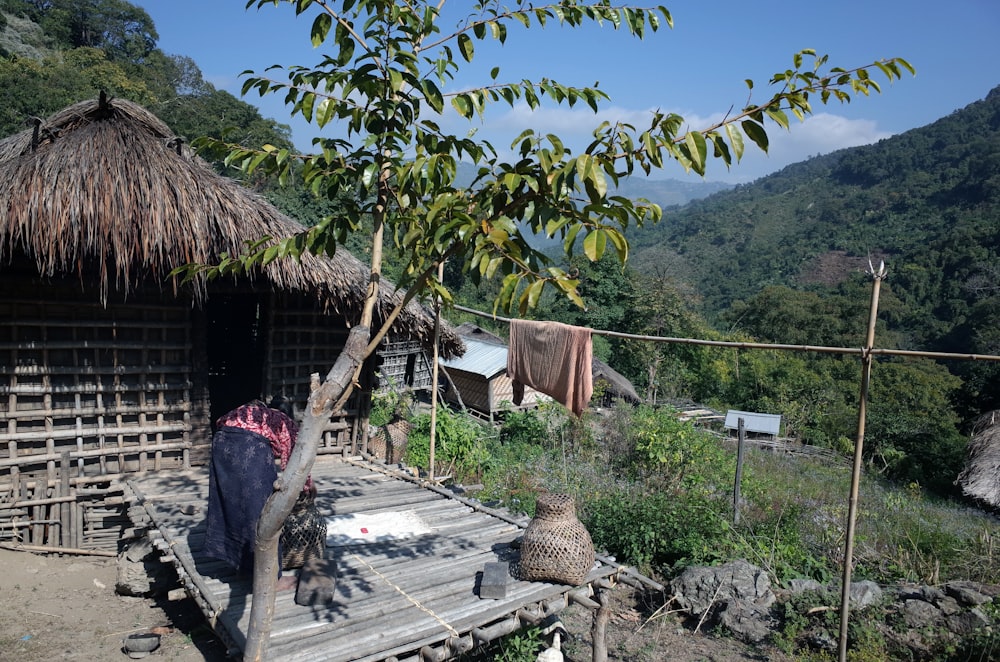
[592,357,642,405]
[0,93,461,356]
[957,410,1000,507]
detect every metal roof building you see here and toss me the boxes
[724,410,782,439]
[439,336,550,419]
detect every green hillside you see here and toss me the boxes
[630,86,1000,409]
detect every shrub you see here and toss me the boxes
[629,404,735,493]
[405,405,490,480]
[498,408,548,446]
[584,489,730,574]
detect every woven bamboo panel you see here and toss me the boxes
[378,339,433,390]
[0,296,193,548]
[268,304,358,454]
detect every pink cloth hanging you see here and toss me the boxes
[507,319,593,417]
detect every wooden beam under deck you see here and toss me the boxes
[126,457,636,662]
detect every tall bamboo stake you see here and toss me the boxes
[838,260,886,662]
[428,261,445,482]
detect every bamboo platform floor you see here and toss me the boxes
[126,456,629,662]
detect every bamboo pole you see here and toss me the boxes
[733,418,746,525]
[838,261,886,662]
[452,303,1000,362]
[428,261,445,482]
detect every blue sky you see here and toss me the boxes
[135,0,999,184]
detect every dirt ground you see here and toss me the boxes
[0,546,789,661]
[0,547,228,661]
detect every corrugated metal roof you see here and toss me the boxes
[440,337,509,379]
[724,409,782,436]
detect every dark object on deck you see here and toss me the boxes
[281,487,326,570]
[519,493,595,585]
[479,561,511,599]
[295,556,337,607]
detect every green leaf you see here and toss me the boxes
[583,229,607,261]
[684,131,707,175]
[521,279,545,313]
[452,94,472,118]
[724,123,745,162]
[422,79,444,113]
[316,98,335,127]
[458,33,474,62]
[764,107,790,130]
[741,120,769,152]
[311,12,331,47]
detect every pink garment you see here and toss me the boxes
[507,319,593,417]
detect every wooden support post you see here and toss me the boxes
[592,586,610,662]
[838,261,886,662]
[60,451,71,548]
[733,417,746,525]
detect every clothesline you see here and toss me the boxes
[451,303,1000,363]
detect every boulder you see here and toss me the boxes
[848,580,883,610]
[670,559,775,643]
[902,599,941,629]
[115,537,178,597]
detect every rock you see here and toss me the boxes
[849,580,883,610]
[946,608,991,635]
[670,560,776,642]
[670,559,775,616]
[716,599,774,643]
[787,578,824,594]
[807,631,837,653]
[944,582,992,607]
[899,584,944,603]
[935,595,962,616]
[902,599,941,628]
[115,537,178,597]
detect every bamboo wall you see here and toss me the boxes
[267,302,359,455]
[378,339,433,390]
[0,283,394,551]
[0,288,195,551]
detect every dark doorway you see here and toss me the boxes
[207,295,267,424]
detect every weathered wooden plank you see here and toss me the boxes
[126,457,633,662]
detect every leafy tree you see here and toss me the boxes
[181,1,912,656]
[29,0,158,62]
[0,47,155,136]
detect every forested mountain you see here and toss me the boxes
[0,0,295,180]
[630,86,1000,411]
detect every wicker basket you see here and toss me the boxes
[369,419,411,463]
[519,493,595,585]
[280,488,326,570]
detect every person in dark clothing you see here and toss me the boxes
[204,395,309,590]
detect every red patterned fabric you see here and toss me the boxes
[216,400,312,491]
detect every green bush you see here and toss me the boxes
[584,489,730,573]
[629,404,735,492]
[498,408,548,446]
[405,405,490,479]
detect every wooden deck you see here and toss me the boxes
[125,456,645,661]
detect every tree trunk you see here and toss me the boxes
[243,325,370,661]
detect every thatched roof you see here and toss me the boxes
[0,93,462,356]
[957,410,1000,506]
[592,357,642,405]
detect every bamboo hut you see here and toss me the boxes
[957,410,1000,506]
[0,93,462,551]
[440,324,551,420]
[591,357,641,406]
